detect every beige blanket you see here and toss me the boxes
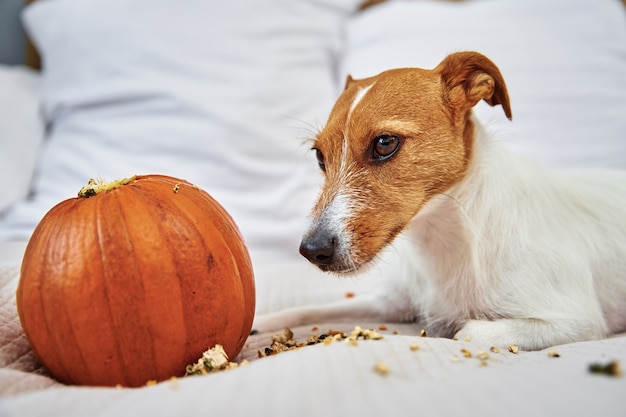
[1,242,625,416]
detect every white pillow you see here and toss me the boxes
[341,0,626,170]
[0,0,361,263]
[0,65,44,212]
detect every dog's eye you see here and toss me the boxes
[314,148,326,172]
[372,135,401,161]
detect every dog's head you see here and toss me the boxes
[300,51,512,273]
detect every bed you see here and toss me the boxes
[1,0,626,415]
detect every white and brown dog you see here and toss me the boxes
[255,51,626,350]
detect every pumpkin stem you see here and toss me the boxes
[78,176,137,198]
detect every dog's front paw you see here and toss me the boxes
[454,318,602,351]
[454,319,553,350]
[454,320,510,348]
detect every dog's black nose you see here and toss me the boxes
[299,235,336,266]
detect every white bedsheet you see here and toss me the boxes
[1,242,625,417]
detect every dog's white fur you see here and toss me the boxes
[254,54,626,350]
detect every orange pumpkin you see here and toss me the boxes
[16,175,255,387]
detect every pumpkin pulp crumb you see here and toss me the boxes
[78,176,136,198]
[589,360,622,377]
[185,344,240,375]
[257,326,384,358]
[460,348,472,358]
[476,350,490,361]
[548,350,560,358]
[508,345,520,354]
[374,362,390,376]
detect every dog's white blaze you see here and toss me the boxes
[335,83,375,267]
[340,82,375,177]
[348,82,375,117]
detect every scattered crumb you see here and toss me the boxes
[420,329,427,337]
[373,362,390,376]
[258,328,304,358]
[257,326,384,358]
[460,348,472,358]
[490,346,500,354]
[409,343,420,351]
[463,337,472,342]
[311,326,318,331]
[349,326,384,341]
[168,376,179,390]
[508,345,519,354]
[548,350,560,358]
[392,330,398,335]
[186,344,239,375]
[273,327,295,344]
[345,292,355,298]
[476,350,490,361]
[378,325,388,331]
[451,348,492,367]
[146,380,157,386]
[589,360,622,377]
[172,184,180,193]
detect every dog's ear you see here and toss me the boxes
[344,75,356,90]
[435,51,512,120]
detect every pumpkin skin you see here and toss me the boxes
[16,175,255,387]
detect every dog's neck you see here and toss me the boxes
[403,116,531,322]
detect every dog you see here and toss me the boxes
[254,51,626,350]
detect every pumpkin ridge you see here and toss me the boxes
[123,183,188,380]
[18,204,67,381]
[98,190,166,385]
[93,193,137,385]
[42,202,94,384]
